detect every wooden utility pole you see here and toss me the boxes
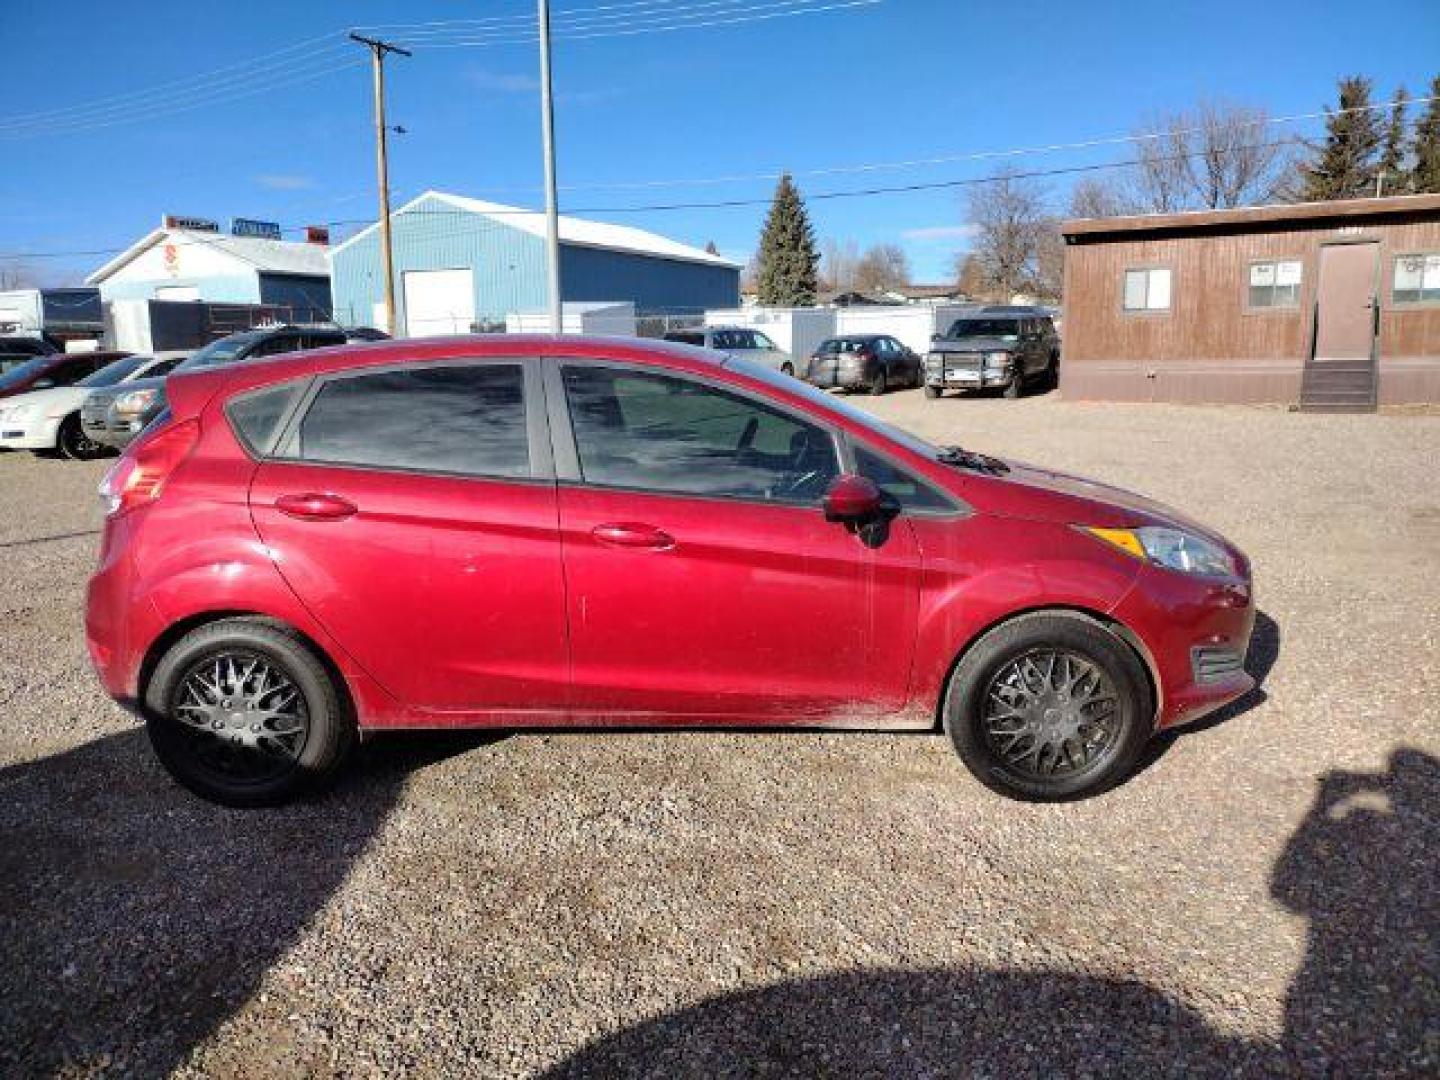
[350,34,410,336]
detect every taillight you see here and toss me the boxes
[99,419,200,517]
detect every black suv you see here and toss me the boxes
[923,309,1059,400]
[82,325,380,450]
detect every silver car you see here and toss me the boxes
[662,325,798,376]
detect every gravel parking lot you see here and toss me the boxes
[2,391,1436,1077]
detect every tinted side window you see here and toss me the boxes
[665,331,705,347]
[252,334,304,359]
[562,366,838,504]
[228,381,304,455]
[293,364,529,478]
[854,445,953,512]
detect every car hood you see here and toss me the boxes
[930,337,1018,354]
[960,457,1227,541]
[0,385,86,415]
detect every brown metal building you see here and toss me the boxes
[1059,193,1440,410]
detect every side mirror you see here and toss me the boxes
[823,474,884,523]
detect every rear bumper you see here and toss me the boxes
[85,515,154,702]
[807,369,869,390]
[1110,562,1257,731]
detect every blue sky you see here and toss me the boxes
[2,0,1437,285]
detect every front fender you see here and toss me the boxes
[907,514,1142,711]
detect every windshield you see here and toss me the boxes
[173,334,259,372]
[946,318,1020,341]
[78,356,149,387]
[0,356,50,390]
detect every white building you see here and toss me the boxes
[86,217,332,319]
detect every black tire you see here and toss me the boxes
[923,384,942,400]
[1045,352,1061,392]
[58,413,106,460]
[868,368,887,396]
[1002,372,1022,399]
[781,362,795,377]
[942,612,1153,801]
[144,617,355,806]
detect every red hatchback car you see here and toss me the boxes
[86,335,1255,806]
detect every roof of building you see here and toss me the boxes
[1062,192,1440,241]
[327,189,739,269]
[86,228,330,285]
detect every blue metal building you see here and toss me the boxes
[328,190,740,335]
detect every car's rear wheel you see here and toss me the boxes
[144,618,354,806]
[869,369,887,396]
[943,612,1152,801]
[58,414,106,460]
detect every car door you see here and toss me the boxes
[546,357,922,723]
[247,357,568,714]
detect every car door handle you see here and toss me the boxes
[274,492,358,521]
[591,522,675,550]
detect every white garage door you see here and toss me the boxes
[402,268,475,338]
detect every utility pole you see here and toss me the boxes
[537,0,562,333]
[350,33,411,336]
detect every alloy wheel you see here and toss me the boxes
[169,651,310,785]
[982,649,1121,780]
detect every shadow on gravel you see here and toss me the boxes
[0,727,495,1076]
[541,747,1437,1078]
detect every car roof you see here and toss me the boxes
[171,334,724,412]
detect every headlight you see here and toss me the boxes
[1085,525,1237,577]
[114,389,158,416]
[984,351,1011,369]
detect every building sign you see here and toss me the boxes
[305,225,331,245]
[162,214,219,233]
[231,217,283,240]
[163,243,180,276]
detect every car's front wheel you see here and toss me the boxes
[144,618,355,806]
[923,384,942,399]
[943,612,1152,801]
[57,414,106,460]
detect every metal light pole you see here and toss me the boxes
[351,34,411,336]
[537,0,563,333]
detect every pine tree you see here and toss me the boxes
[755,174,819,306]
[1377,86,1409,195]
[1295,76,1386,200]
[1411,75,1440,194]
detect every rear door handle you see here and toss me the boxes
[591,522,675,550]
[275,492,358,521]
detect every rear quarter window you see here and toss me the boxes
[227,381,305,456]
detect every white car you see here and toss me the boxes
[0,354,181,459]
[662,326,799,376]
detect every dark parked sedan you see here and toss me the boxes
[805,335,922,395]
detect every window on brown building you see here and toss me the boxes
[1248,259,1303,309]
[1393,253,1440,305]
[1122,267,1171,312]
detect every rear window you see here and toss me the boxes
[663,331,705,347]
[816,338,869,354]
[227,381,305,456]
[288,363,530,478]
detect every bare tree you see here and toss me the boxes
[853,243,911,292]
[1068,177,1136,219]
[819,238,860,292]
[964,173,1051,299]
[1130,101,1290,211]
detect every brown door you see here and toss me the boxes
[1313,242,1378,360]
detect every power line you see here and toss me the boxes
[0,134,1322,262]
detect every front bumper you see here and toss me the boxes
[1111,560,1257,731]
[0,415,60,450]
[81,408,145,450]
[925,357,1014,390]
